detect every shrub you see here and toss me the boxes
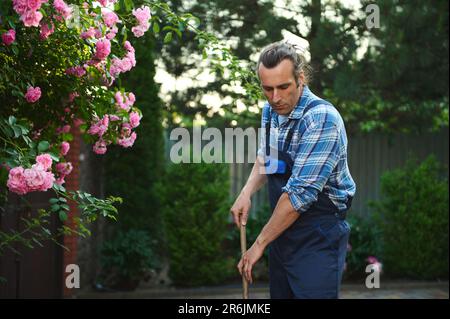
[344,214,383,280]
[159,162,234,286]
[371,155,449,279]
[99,229,159,290]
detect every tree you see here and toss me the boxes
[157,0,449,134]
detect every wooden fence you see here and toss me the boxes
[164,128,449,219]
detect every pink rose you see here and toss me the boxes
[66,66,86,77]
[93,140,107,154]
[68,92,79,102]
[24,167,54,192]
[21,10,43,27]
[131,6,151,38]
[56,124,71,134]
[25,86,41,103]
[40,21,55,40]
[124,41,135,53]
[55,176,65,185]
[36,153,52,171]
[132,6,151,25]
[53,0,72,19]
[26,0,44,11]
[102,10,120,28]
[13,0,28,15]
[80,27,96,39]
[95,39,111,60]
[60,142,70,156]
[129,112,141,128]
[88,115,109,137]
[56,162,73,176]
[131,25,147,38]
[7,167,28,195]
[118,132,137,148]
[2,29,16,46]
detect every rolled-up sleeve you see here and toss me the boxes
[282,118,341,214]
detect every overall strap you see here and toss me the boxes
[266,99,333,155]
[283,99,333,151]
[265,108,272,156]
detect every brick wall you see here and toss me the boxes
[62,126,81,298]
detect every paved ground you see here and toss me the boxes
[77,280,449,299]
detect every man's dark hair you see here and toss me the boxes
[257,41,312,86]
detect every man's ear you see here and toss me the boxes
[296,72,305,87]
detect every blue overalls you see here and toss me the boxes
[265,99,352,299]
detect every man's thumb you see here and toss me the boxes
[241,210,248,226]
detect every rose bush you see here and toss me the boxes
[0,0,168,251]
[0,0,261,252]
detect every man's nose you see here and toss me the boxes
[272,89,281,103]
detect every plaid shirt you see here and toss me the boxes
[258,86,356,214]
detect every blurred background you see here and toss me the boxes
[0,0,448,298]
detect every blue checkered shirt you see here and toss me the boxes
[258,86,356,214]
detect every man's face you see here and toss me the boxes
[258,59,303,115]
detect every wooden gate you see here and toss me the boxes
[0,192,63,298]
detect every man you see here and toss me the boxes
[230,41,356,299]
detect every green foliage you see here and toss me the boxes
[100,229,159,288]
[159,162,234,286]
[103,32,165,254]
[345,214,382,280]
[158,0,449,133]
[360,0,449,103]
[371,155,449,279]
[0,209,56,255]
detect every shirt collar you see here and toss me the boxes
[288,85,312,120]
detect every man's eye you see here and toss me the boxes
[264,87,273,92]
[280,85,289,90]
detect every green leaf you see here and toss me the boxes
[11,46,19,56]
[60,133,73,142]
[153,22,160,34]
[124,0,133,12]
[174,28,182,39]
[58,211,68,222]
[164,32,173,44]
[8,116,16,126]
[12,126,22,138]
[60,204,70,211]
[8,20,16,29]
[51,204,60,212]
[22,136,33,147]
[37,141,50,152]
[2,125,14,137]
[49,198,59,204]
[178,21,185,32]
[48,152,60,162]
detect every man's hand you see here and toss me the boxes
[237,241,265,284]
[230,193,251,228]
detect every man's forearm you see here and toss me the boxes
[255,192,300,248]
[241,156,267,198]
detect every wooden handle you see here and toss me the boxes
[240,223,249,299]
